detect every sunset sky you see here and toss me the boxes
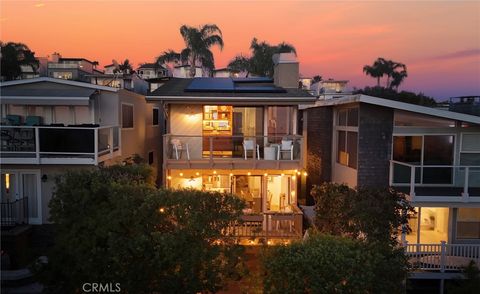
[1,0,479,100]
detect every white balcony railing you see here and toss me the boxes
[389,160,480,202]
[0,125,120,165]
[405,242,480,272]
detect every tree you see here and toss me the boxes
[354,86,437,107]
[363,57,408,89]
[227,38,296,77]
[447,261,480,294]
[39,164,246,294]
[113,59,134,74]
[262,234,408,294]
[311,75,322,84]
[0,41,39,81]
[311,183,413,246]
[156,24,224,77]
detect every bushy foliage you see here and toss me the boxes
[311,183,413,246]
[262,235,408,294]
[354,86,437,107]
[39,164,246,294]
[447,261,480,294]
[1,41,39,81]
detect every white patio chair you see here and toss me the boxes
[243,139,260,160]
[277,139,294,160]
[171,138,190,160]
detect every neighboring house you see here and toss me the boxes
[88,64,149,95]
[302,94,480,281]
[47,53,99,82]
[172,65,204,78]
[137,63,169,80]
[0,77,163,226]
[212,68,246,78]
[310,79,350,99]
[146,53,316,242]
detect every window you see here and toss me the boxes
[152,108,159,126]
[337,108,358,127]
[460,133,480,165]
[335,107,358,169]
[122,104,134,129]
[267,106,294,139]
[456,208,480,239]
[148,151,154,165]
[52,71,73,80]
[394,110,455,127]
[337,131,357,169]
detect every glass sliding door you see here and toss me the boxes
[233,175,262,214]
[266,175,292,212]
[267,106,294,143]
[423,135,454,184]
[0,171,41,224]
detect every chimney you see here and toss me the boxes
[51,52,61,63]
[273,52,299,88]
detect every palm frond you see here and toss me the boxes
[203,35,224,50]
[157,50,181,64]
[200,24,222,37]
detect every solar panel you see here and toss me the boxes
[184,77,286,93]
[185,78,234,92]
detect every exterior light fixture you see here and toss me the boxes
[297,171,301,175]
[167,176,172,180]
[264,173,268,176]
[292,176,296,181]
[213,170,217,174]
[179,172,184,177]
[303,172,308,176]
[247,172,251,176]
[5,173,10,193]
[267,240,272,245]
[195,172,200,176]
[159,207,165,213]
[281,173,284,177]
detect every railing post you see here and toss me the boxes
[109,127,113,157]
[462,167,469,202]
[35,127,40,164]
[389,161,394,186]
[94,128,98,165]
[410,165,416,199]
[253,136,256,168]
[440,241,446,273]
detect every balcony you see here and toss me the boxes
[163,134,304,170]
[0,125,120,165]
[390,160,480,203]
[225,209,304,242]
[405,242,480,272]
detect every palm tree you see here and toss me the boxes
[384,60,407,89]
[363,57,387,87]
[227,38,296,77]
[113,59,134,74]
[156,24,224,78]
[1,41,39,81]
[363,58,408,90]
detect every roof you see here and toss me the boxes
[0,77,119,92]
[146,77,315,104]
[1,88,96,105]
[311,94,480,125]
[138,63,166,69]
[59,57,96,64]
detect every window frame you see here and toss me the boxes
[334,107,359,170]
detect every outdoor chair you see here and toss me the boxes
[5,115,21,126]
[25,116,42,126]
[243,139,260,160]
[277,139,294,160]
[171,138,190,160]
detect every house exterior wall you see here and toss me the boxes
[305,106,333,203]
[357,103,394,187]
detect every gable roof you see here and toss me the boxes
[312,94,480,125]
[0,77,119,92]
